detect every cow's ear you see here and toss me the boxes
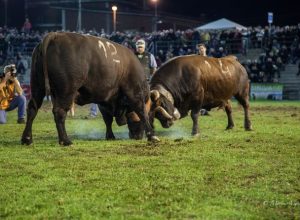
[150,90,160,102]
[127,112,140,122]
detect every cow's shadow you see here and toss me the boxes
[153,129,191,139]
[71,131,130,141]
[70,130,191,141]
[3,129,192,147]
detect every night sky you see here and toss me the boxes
[1,0,300,28]
[159,0,300,26]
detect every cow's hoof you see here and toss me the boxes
[105,135,116,141]
[131,135,143,140]
[191,132,200,137]
[226,126,234,130]
[21,136,32,145]
[106,132,116,140]
[245,127,253,131]
[129,131,143,140]
[59,140,73,146]
[148,136,160,142]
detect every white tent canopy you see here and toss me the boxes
[195,18,247,31]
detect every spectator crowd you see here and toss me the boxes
[1,22,300,84]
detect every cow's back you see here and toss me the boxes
[42,32,146,103]
[151,55,249,108]
[196,56,249,100]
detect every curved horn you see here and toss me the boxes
[154,106,173,120]
[173,108,181,120]
[150,90,160,101]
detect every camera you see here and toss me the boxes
[1,64,17,78]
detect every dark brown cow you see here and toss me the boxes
[21,32,159,145]
[150,55,252,136]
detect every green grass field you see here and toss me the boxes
[0,100,299,219]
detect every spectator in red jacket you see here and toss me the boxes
[22,18,32,34]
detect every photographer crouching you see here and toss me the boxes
[0,64,26,124]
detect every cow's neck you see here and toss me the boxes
[156,85,174,105]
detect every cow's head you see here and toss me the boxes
[150,90,180,128]
[126,98,152,139]
[126,112,144,139]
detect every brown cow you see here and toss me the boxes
[21,32,159,145]
[150,55,252,136]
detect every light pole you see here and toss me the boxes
[105,1,110,33]
[77,0,82,32]
[151,0,158,32]
[4,0,8,26]
[112,5,117,32]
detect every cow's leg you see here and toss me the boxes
[235,95,252,131]
[52,99,73,146]
[191,107,201,136]
[98,106,115,140]
[224,101,234,129]
[21,91,45,145]
[191,88,204,136]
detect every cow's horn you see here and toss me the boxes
[173,108,181,120]
[154,106,173,120]
[150,90,160,101]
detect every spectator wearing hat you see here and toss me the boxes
[0,64,26,124]
[135,39,157,81]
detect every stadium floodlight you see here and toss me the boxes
[112,5,118,32]
[4,0,8,26]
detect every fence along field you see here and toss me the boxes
[0,100,299,219]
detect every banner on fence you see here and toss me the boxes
[250,83,283,100]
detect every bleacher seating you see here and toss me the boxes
[0,25,299,99]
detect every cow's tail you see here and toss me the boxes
[239,62,251,99]
[41,32,57,96]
